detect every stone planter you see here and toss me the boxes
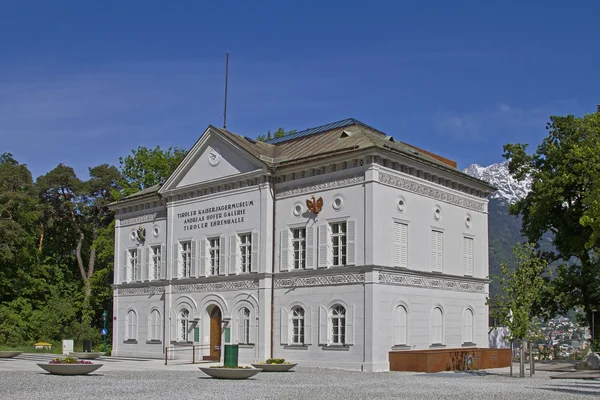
[199,366,261,380]
[37,363,103,375]
[0,351,22,358]
[251,363,297,372]
[68,352,103,360]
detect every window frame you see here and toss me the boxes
[179,308,190,342]
[329,304,346,345]
[239,307,251,344]
[292,228,306,270]
[431,306,444,345]
[208,237,221,276]
[330,222,347,267]
[290,306,305,345]
[239,233,252,273]
[151,245,162,281]
[126,309,137,341]
[149,309,161,342]
[128,249,139,282]
[180,240,192,278]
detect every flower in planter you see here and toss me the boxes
[261,358,289,365]
[49,357,93,364]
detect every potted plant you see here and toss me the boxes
[37,356,103,375]
[0,350,22,358]
[251,358,298,372]
[199,365,261,379]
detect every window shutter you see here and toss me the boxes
[318,225,329,269]
[133,312,138,339]
[219,236,226,275]
[143,247,150,281]
[304,306,312,344]
[393,223,401,267]
[147,313,152,341]
[170,310,177,343]
[125,312,130,338]
[172,243,179,279]
[122,250,128,283]
[346,304,354,345]
[251,231,259,273]
[190,240,197,277]
[400,223,408,268]
[346,219,356,265]
[199,238,206,276]
[280,308,289,345]
[463,237,473,276]
[437,232,444,273]
[430,231,437,272]
[250,313,257,344]
[468,238,473,276]
[160,245,167,280]
[280,230,290,272]
[318,306,328,345]
[305,226,315,269]
[229,235,238,274]
[136,248,142,281]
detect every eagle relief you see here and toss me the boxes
[306,195,323,215]
[136,226,146,243]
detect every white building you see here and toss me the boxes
[109,118,495,371]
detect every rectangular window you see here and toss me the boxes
[431,230,443,273]
[463,237,474,276]
[393,222,408,268]
[129,249,138,282]
[292,228,306,269]
[239,233,252,273]
[330,222,347,266]
[181,241,192,278]
[151,246,161,280]
[208,237,220,275]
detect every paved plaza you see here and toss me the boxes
[1,354,599,399]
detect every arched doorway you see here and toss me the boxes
[209,306,222,361]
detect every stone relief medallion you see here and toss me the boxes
[208,147,222,166]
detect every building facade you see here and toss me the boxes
[110,119,495,371]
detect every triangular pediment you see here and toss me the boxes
[160,127,266,193]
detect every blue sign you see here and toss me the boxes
[101,328,108,336]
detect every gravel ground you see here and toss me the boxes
[1,356,599,400]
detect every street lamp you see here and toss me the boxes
[102,310,108,353]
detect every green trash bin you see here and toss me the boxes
[224,344,239,367]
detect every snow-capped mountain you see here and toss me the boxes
[463,160,532,204]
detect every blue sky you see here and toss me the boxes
[1,0,599,179]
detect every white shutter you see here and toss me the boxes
[229,235,238,274]
[280,308,289,345]
[305,226,315,269]
[346,304,354,345]
[438,232,444,273]
[136,248,142,281]
[160,245,167,280]
[400,223,408,268]
[250,313,257,344]
[172,243,179,279]
[147,313,152,341]
[318,225,329,269]
[170,310,177,343]
[219,236,226,275]
[122,250,128,283]
[346,219,356,265]
[304,306,312,344]
[431,231,443,273]
[318,306,328,345]
[430,231,437,272]
[199,238,206,276]
[251,231,259,273]
[463,237,474,276]
[394,306,407,345]
[125,312,130,339]
[236,315,242,344]
[143,247,150,281]
[280,230,290,272]
[190,240,197,277]
[393,222,402,268]
[133,312,138,339]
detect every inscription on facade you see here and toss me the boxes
[178,200,255,231]
[120,213,158,226]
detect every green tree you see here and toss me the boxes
[118,146,186,197]
[503,107,600,349]
[488,243,549,340]
[256,127,297,142]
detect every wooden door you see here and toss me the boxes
[209,307,222,361]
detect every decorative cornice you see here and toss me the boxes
[275,273,365,288]
[172,280,259,293]
[378,272,485,293]
[120,213,158,226]
[379,172,484,212]
[118,286,165,296]
[276,174,365,199]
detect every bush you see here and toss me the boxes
[265,358,286,364]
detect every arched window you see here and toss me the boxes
[463,308,474,344]
[179,309,190,342]
[126,310,137,340]
[149,309,161,341]
[239,307,251,344]
[291,306,305,345]
[431,307,443,345]
[330,305,346,345]
[393,306,408,345]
